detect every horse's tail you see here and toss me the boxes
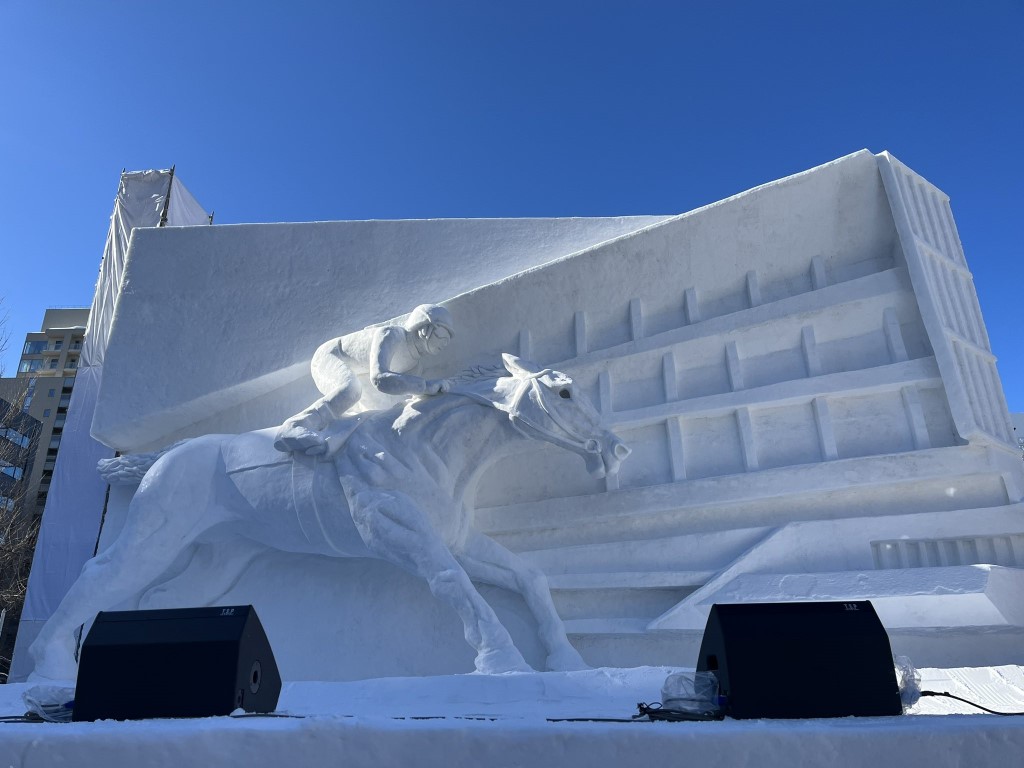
[98,439,192,485]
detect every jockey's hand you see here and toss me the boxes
[424,378,451,395]
[274,423,328,455]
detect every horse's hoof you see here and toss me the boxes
[546,645,589,672]
[474,647,532,674]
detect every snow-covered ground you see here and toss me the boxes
[1,665,1022,767]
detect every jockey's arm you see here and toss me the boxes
[370,327,434,395]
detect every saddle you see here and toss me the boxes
[223,414,367,475]
[223,415,370,554]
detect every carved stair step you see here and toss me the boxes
[542,568,713,624]
[563,618,651,635]
[480,445,1005,553]
[559,267,910,375]
[608,356,941,431]
[478,443,985,537]
[546,570,715,590]
[551,582,694,622]
[516,527,769,576]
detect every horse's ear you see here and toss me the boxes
[502,353,539,377]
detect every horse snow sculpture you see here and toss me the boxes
[31,355,630,681]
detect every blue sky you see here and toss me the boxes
[1,1,1021,412]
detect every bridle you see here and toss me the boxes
[504,370,603,457]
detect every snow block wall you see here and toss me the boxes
[10,171,210,683]
[68,150,1024,681]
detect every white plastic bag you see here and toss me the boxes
[894,655,921,711]
[661,670,721,715]
[22,685,76,722]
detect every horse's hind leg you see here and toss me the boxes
[139,538,266,610]
[30,451,224,680]
[457,531,588,671]
[348,489,531,674]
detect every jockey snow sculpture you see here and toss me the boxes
[275,304,456,455]
[30,353,630,681]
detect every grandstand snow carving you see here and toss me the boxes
[32,150,1024,680]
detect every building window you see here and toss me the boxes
[66,358,78,369]
[63,377,75,388]
[18,359,44,373]
[22,340,47,355]
[48,388,56,397]
[49,436,61,450]
[43,408,51,418]
[3,428,30,448]
[54,340,63,351]
[48,359,58,370]
[59,395,71,408]
[0,462,24,481]
[71,340,82,350]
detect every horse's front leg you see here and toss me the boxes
[31,460,225,680]
[347,489,531,674]
[456,531,588,672]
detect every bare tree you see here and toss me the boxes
[0,297,9,377]
[0,299,41,680]
[0,408,39,666]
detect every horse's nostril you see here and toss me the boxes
[614,443,631,459]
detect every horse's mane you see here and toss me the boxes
[449,361,507,384]
[100,360,515,486]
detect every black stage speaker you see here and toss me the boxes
[696,601,902,719]
[73,605,281,721]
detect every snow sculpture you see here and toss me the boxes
[30,354,630,681]
[275,304,457,455]
[22,151,1019,681]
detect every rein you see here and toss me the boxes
[504,372,601,456]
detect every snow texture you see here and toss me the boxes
[0,665,1022,767]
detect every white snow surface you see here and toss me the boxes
[1,665,1023,767]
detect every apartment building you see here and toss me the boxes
[14,308,89,514]
[0,308,87,677]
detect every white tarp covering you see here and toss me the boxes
[10,171,209,680]
[166,173,209,228]
[82,171,197,368]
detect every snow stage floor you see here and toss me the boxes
[1,665,1023,767]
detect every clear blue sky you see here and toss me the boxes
[1,2,1021,412]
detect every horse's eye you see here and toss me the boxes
[559,388,571,399]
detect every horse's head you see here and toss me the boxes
[493,353,631,479]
